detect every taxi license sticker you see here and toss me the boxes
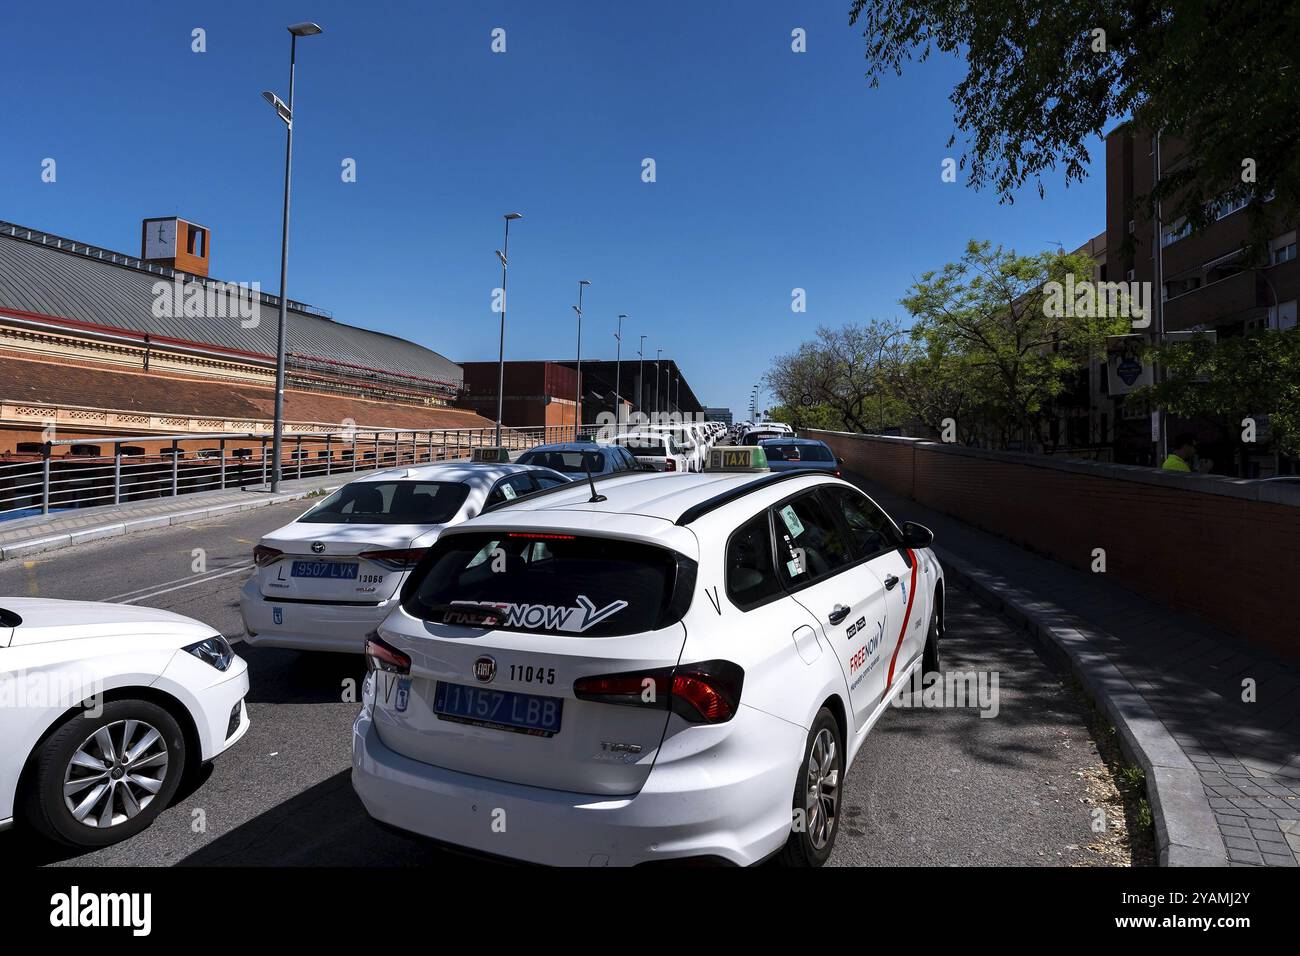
[779,505,805,538]
[501,483,518,500]
[395,677,411,712]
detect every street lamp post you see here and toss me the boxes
[614,314,627,430]
[494,212,523,446]
[637,335,646,415]
[262,21,322,492]
[573,279,591,440]
[655,349,662,418]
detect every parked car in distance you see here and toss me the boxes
[611,432,691,472]
[516,442,642,476]
[761,437,843,476]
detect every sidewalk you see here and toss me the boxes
[0,469,387,560]
[853,474,1300,868]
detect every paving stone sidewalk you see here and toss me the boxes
[852,475,1300,867]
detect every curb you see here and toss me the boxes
[935,546,1229,868]
[0,482,345,562]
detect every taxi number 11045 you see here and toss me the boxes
[509,664,556,685]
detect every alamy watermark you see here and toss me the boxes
[1043,274,1151,328]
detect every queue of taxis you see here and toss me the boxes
[351,444,943,867]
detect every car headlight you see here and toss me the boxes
[185,635,234,671]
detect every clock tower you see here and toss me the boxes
[141,216,211,277]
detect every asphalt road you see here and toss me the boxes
[1,502,1133,866]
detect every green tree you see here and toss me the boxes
[848,1,1299,249]
[900,241,1124,449]
[1140,330,1300,468]
[764,321,909,434]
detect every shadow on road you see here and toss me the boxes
[176,770,492,866]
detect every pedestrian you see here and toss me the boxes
[1161,433,1197,472]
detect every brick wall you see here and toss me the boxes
[809,430,1300,657]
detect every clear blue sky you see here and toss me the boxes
[1,0,1105,418]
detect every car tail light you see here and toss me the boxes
[365,634,411,674]
[666,459,676,472]
[253,545,283,567]
[573,660,744,724]
[359,548,428,570]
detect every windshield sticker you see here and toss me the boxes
[449,595,629,633]
[779,505,805,538]
[500,483,518,500]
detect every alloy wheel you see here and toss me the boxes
[62,719,170,829]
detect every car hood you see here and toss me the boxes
[0,598,215,648]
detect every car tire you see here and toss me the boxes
[778,707,843,867]
[24,699,187,848]
[922,599,942,674]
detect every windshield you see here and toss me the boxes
[517,450,606,473]
[298,480,470,525]
[404,532,684,636]
[764,443,833,462]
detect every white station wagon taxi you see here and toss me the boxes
[351,446,943,866]
[239,450,569,653]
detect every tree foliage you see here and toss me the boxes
[1141,330,1300,459]
[848,1,1300,249]
[900,241,1125,447]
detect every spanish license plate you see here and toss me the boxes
[433,681,563,737]
[290,560,358,579]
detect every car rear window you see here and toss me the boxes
[298,481,469,525]
[518,450,606,473]
[403,532,687,636]
[764,443,833,462]
[618,438,666,456]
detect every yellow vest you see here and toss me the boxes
[1161,453,1191,472]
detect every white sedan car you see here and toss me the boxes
[611,432,691,472]
[239,458,570,653]
[352,446,943,866]
[0,599,249,847]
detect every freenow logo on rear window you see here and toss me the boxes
[448,596,628,633]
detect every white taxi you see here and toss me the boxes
[239,451,569,653]
[611,431,691,472]
[351,446,943,866]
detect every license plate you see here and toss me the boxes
[290,560,358,579]
[433,681,563,737]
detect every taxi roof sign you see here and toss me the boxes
[707,445,769,472]
[470,446,512,464]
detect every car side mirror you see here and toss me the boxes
[837,457,845,465]
[901,521,934,548]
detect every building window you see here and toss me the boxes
[187,227,206,257]
[1273,300,1298,332]
[1271,233,1296,265]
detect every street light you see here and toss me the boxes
[638,335,647,414]
[655,348,663,417]
[614,314,627,430]
[262,20,323,492]
[494,212,523,446]
[573,279,591,440]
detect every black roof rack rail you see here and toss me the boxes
[675,469,824,526]
[480,470,647,514]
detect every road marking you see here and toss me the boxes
[119,564,253,605]
[102,563,252,603]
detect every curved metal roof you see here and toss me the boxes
[0,223,461,385]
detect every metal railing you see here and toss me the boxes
[0,424,600,519]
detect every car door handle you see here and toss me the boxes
[828,604,851,626]
[883,574,899,590]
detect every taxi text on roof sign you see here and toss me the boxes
[471,446,512,464]
[707,446,769,472]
